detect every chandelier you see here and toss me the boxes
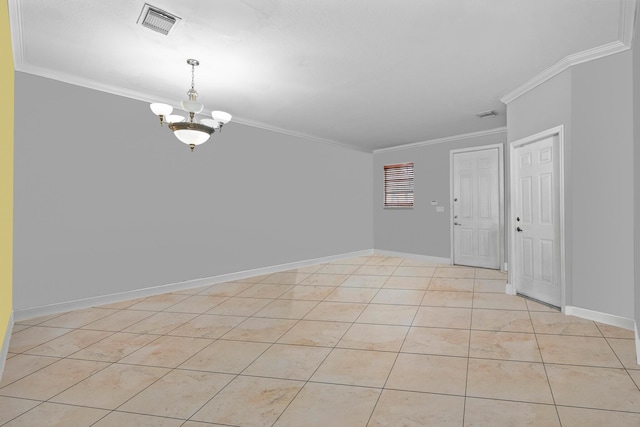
[150,59,232,151]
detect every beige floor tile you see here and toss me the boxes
[337,323,409,351]
[119,369,234,418]
[383,276,431,290]
[311,348,396,387]
[121,312,197,335]
[400,258,441,267]
[422,290,473,308]
[471,309,534,333]
[261,271,310,285]
[206,297,272,316]
[606,337,640,370]
[290,264,323,273]
[428,277,474,292]
[0,358,108,400]
[51,364,168,409]
[0,396,40,424]
[433,266,475,278]
[413,306,472,329]
[538,334,621,367]
[9,324,30,333]
[168,314,246,338]
[355,265,397,276]
[393,266,435,277]
[93,412,184,427]
[15,313,63,326]
[163,295,228,313]
[198,281,254,297]
[372,289,425,305]
[469,330,541,362]
[466,359,553,404]
[274,382,380,427]
[525,298,559,312]
[25,329,112,358]
[472,293,528,310]
[279,285,335,300]
[386,353,467,395]
[402,327,469,357]
[3,402,108,427]
[546,364,640,411]
[474,268,508,279]
[304,301,367,322]
[557,406,640,427]
[473,278,507,293]
[8,326,73,353]
[629,369,640,388]
[316,264,360,274]
[254,299,319,319]
[222,317,296,342]
[324,287,379,303]
[180,339,269,373]
[596,322,636,339]
[127,293,190,311]
[233,273,273,283]
[340,274,389,288]
[182,422,229,427]
[81,309,154,331]
[331,256,371,265]
[0,354,60,387]
[369,389,464,427]
[68,332,158,362]
[365,256,404,266]
[119,335,211,368]
[243,344,331,380]
[40,308,118,328]
[299,273,349,286]
[277,320,351,346]
[356,304,418,326]
[463,398,560,427]
[97,299,141,310]
[192,375,303,427]
[530,311,602,336]
[236,283,294,299]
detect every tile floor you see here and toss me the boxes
[1,255,640,426]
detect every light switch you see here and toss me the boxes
[436,206,445,213]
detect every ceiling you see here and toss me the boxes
[8,0,636,151]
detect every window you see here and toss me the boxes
[384,162,414,208]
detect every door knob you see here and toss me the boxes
[516,227,523,232]
[454,222,462,226]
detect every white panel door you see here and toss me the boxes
[452,148,500,269]
[513,135,561,307]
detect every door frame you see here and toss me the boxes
[508,125,566,310]
[449,143,505,270]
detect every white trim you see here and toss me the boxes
[509,125,566,310]
[373,249,450,265]
[7,0,24,66]
[503,262,508,272]
[635,322,640,365]
[565,306,635,331]
[505,283,516,295]
[0,311,14,382]
[620,0,638,47]
[449,143,505,271]
[373,128,507,154]
[13,249,374,321]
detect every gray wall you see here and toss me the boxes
[373,131,506,258]
[13,73,373,311]
[507,52,634,319]
[634,8,640,333]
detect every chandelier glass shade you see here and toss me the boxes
[150,59,232,151]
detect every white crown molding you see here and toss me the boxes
[373,127,507,154]
[502,0,638,105]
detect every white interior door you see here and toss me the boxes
[512,133,562,307]
[452,147,501,269]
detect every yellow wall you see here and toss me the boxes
[0,0,14,346]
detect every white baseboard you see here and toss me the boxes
[13,249,374,322]
[564,306,635,331]
[505,283,516,295]
[1,311,14,381]
[373,249,450,265]
[503,262,508,272]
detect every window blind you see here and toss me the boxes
[384,162,414,207]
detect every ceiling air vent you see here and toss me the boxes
[475,110,497,119]
[137,3,180,35]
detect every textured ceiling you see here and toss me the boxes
[8,0,635,151]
